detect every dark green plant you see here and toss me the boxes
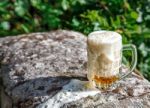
[0,0,150,80]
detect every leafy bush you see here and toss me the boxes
[0,0,150,80]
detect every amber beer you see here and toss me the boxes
[87,31,137,89]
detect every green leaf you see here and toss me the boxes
[1,21,10,30]
[14,0,29,16]
[30,0,42,8]
[72,18,80,27]
[93,22,101,31]
[21,24,30,33]
[139,43,148,57]
[15,7,25,16]
[130,11,138,19]
[61,0,69,10]
[78,0,86,5]
[0,1,9,12]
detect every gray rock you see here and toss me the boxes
[0,30,150,108]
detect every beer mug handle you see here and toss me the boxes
[120,44,137,79]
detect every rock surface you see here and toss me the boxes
[0,30,150,108]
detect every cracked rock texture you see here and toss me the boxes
[0,30,150,108]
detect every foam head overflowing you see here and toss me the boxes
[87,31,122,89]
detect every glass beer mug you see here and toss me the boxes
[87,31,137,89]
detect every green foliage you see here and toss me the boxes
[0,0,150,80]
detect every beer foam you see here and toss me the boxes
[88,30,122,44]
[87,31,122,78]
[88,31,122,62]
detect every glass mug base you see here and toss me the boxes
[90,75,119,90]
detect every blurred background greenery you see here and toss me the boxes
[0,0,150,80]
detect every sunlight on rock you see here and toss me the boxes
[38,79,100,108]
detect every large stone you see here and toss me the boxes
[0,30,150,108]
